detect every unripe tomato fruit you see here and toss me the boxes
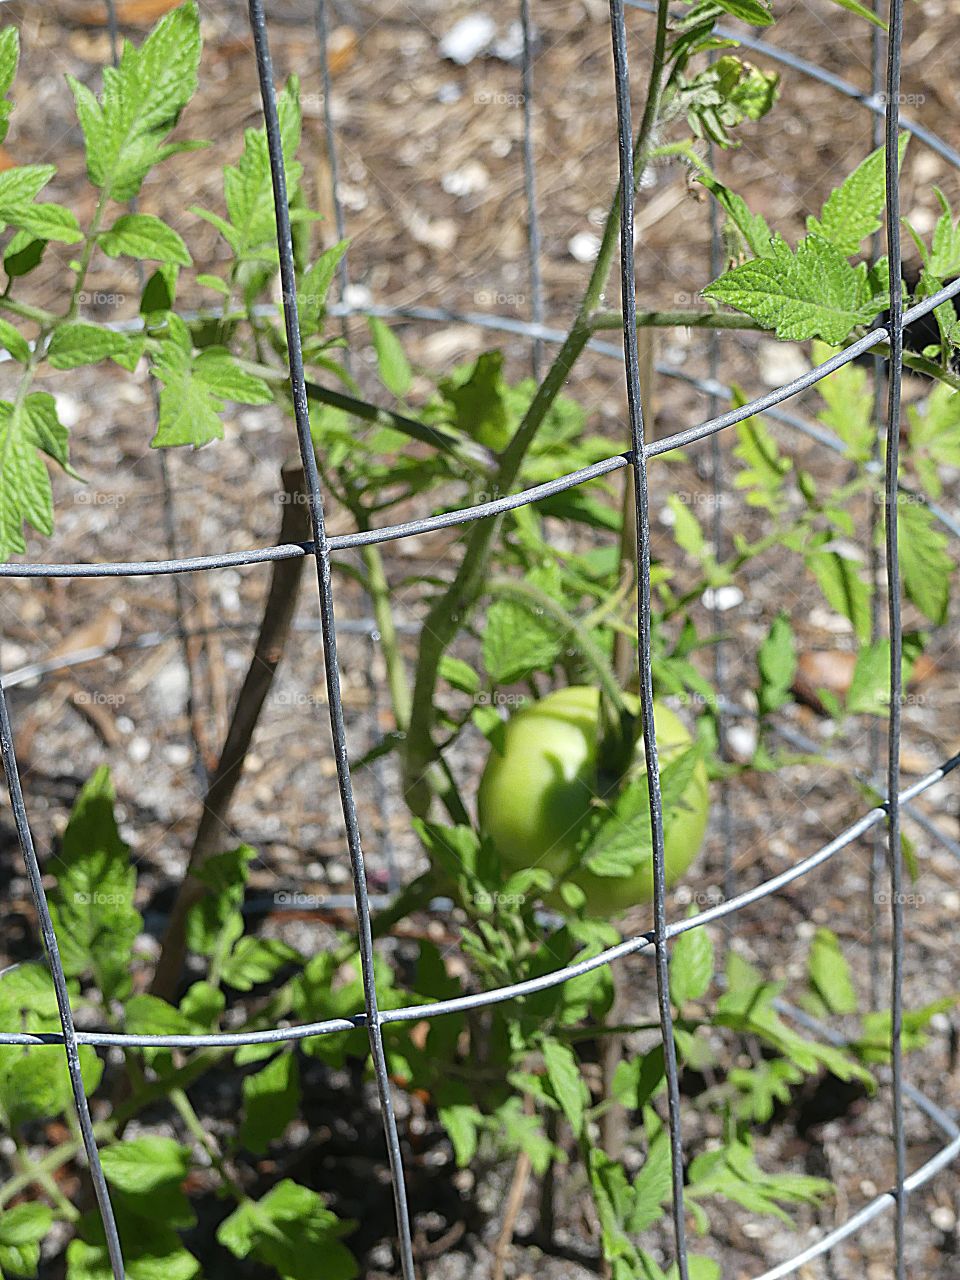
[477,685,709,917]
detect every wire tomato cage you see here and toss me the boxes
[1,1,959,1278]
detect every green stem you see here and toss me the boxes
[590,308,764,332]
[67,190,109,322]
[0,297,57,327]
[12,1141,79,1222]
[169,1087,248,1203]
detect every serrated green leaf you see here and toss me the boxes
[667,494,706,558]
[66,1228,199,1280]
[150,320,271,448]
[0,1201,51,1279]
[67,1,203,202]
[757,612,796,716]
[812,341,874,461]
[806,537,872,641]
[439,350,510,450]
[896,497,953,624]
[698,172,774,259]
[221,936,301,991]
[629,1120,673,1232]
[846,639,918,716]
[439,1103,482,1167]
[925,191,960,279]
[241,1052,301,1154]
[0,315,29,363]
[100,1137,195,1228]
[0,28,19,150]
[0,1201,52,1248]
[670,913,714,1006]
[482,594,562,684]
[197,74,303,274]
[99,213,191,266]
[542,1038,586,1137]
[704,234,884,343]
[807,927,858,1015]
[299,238,348,334]
[48,323,146,373]
[367,315,412,398]
[185,844,255,957]
[0,392,74,560]
[439,654,481,695]
[217,1180,357,1280]
[612,1045,665,1110]
[8,202,82,245]
[583,746,702,878]
[48,766,141,1000]
[807,136,906,255]
[905,383,960,499]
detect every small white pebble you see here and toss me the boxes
[932,1206,957,1233]
[439,14,495,64]
[796,920,817,940]
[342,282,373,310]
[163,744,191,768]
[726,724,757,761]
[758,339,809,388]
[943,890,960,911]
[441,162,489,197]
[55,393,83,428]
[702,585,744,612]
[0,642,28,669]
[128,736,150,764]
[437,82,461,105]
[568,232,601,263]
[116,715,134,735]
[860,1179,878,1197]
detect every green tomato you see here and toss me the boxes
[477,685,710,917]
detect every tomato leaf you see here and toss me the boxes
[670,912,715,1006]
[704,234,885,343]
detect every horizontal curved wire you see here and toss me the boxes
[4,749,957,1050]
[2,278,958,581]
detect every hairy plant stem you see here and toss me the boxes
[169,1086,248,1203]
[12,1140,79,1222]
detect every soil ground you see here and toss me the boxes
[0,1,959,1277]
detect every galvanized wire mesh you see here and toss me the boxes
[1,1,959,1278]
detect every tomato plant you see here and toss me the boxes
[0,2,957,1279]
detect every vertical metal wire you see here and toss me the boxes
[607,2,689,1274]
[246,6,416,1277]
[519,0,544,382]
[881,0,907,1273]
[0,676,125,1279]
[867,0,887,1016]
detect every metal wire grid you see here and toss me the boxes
[0,1,957,1277]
